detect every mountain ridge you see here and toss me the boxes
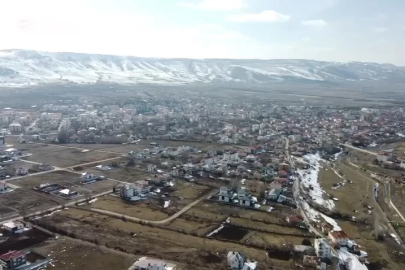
[1,49,405,88]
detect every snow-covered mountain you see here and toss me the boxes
[1,49,405,87]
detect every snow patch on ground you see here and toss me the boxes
[297,153,335,210]
[338,249,368,270]
[320,213,342,231]
[300,200,320,222]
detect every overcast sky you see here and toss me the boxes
[1,0,404,65]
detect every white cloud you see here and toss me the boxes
[374,27,388,33]
[178,0,243,10]
[302,37,311,42]
[301,20,327,27]
[226,10,290,23]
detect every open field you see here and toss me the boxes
[33,237,137,270]
[242,231,306,246]
[81,166,152,183]
[184,201,292,229]
[92,196,170,221]
[0,189,59,215]
[171,180,212,206]
[35,208,293,269]
[390,184,405,219]
[20,144,120,167]
[12,170,117,198]
[0,227,52,254]
[228,217,311,237]
[319,161,373,219]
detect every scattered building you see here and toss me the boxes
[131,257,177,270]
[227,251,257,270]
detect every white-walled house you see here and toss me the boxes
[0,181,7,192]
[315,238,332,259]
[227,251,257,270]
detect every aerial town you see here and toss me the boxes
[1,92,405,270]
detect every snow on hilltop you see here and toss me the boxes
[1,49,405,87]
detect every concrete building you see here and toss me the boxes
[227,251,257,270]
[9,123,22,133]
[315,238,332,259]
[132,257,177,270]
[219,186,232,202]
[0,250,26,269]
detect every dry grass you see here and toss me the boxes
[0,189,59,215]
[92,196,170,221]
[33,237,137,270]
[245,231,305,246]
[173,181,212,206]
[42,208,294,269]
[12,171,117,196]
[319,161,373,219]
[229,217,310,236]
[22,145,120,167]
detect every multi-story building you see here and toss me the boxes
[315,238,332,259]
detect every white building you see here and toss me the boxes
[227,251,257,270]
[2,221,24,233]
[133,257,177,270]
[219,186,232,202]
[9,123,22,133]
[315,238,332,259]
[377,153,390,163]
[0,181,7,192]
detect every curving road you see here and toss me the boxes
[86,189,217,225]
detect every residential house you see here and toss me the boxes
[147,164,157,172]
[315,238,332,259]
[278,170,288,178]
[302,256,318,268]
[237,187,254,207]
[132,257,177,270]
[227,251,257,270]
[219,186,232,202]
[268,181,282,190]
[267,189,282,201]
[328,230,350,246]
[0,250,26,269]
[2,221,25,233]
[0,181,7,192]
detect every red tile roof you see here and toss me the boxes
[330,230,349,239]
[0,250,25,261]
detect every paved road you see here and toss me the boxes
[339,160,403,242]
[345,147,405,224]
[88,189,217,225]
[342,144,377,156]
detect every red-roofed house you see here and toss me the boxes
[278,170,288,177]
[274,177,289,186]
[328,230,349,246]
[0,250,26,269]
